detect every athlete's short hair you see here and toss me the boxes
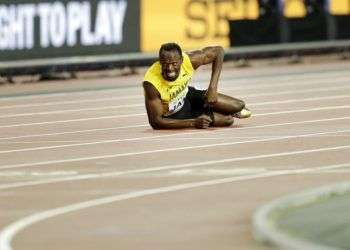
[159,42,182,58]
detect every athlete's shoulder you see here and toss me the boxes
[143,81,160,100]
[182,52,195,74]
[145,60,161,75]
[144,61,161,83]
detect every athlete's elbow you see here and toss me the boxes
[210,46,224,63]
[214,46,224,57]
[150,122,161,130]
[216,46,224,53]
[149,117,163,130]
[149,120,160,130]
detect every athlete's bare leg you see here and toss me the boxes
[210,93,245,114]
[211,112,234,127]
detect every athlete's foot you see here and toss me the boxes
[233,107,251,119]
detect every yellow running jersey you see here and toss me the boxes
[143,53,195,116]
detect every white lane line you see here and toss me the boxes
[0,171,78,177]
[0,145,349,190]
[0,88,349,141]
[255,105,350,116]
[311,169,350,173]
[0,105,143,119]
[0,89,140,102]
[143,134,350,141]
[0,140,94,144]
[1,87,349,119]
[252,94,350,106]
[0,96,142,110]
[166,168,268,176]
[0,104,141,118]
[0,74,348,110]
[1,160,349,250]
[0,106,350,154]
[0,116,146,129]
[0,83,349,127]
[0,81,349,119]
[1,68,348,102]
[0,112,146,120]
[1,113,349,154]
[0,128,348,171]
[4,134,347,145]
[0,82,349,129]
[243,85,350,99]
[4,134,350,145]
[0,126,135,141]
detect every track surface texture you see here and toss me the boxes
[0,58,349,250]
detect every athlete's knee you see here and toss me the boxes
[232,100,245,113]
[223,116,234,126]
[212,114,234,127]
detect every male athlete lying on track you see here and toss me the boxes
[143,42,251,129]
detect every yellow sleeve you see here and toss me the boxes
[143,62,161,86]
[182,53,194,75]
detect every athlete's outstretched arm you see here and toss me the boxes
[143,82,212,129]
[187,46,224,105]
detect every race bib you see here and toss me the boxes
[168,87,188,114]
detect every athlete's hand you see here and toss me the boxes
[194,115,212,129]
[205,89,218,107]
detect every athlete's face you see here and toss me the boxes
[160,51,183,82]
